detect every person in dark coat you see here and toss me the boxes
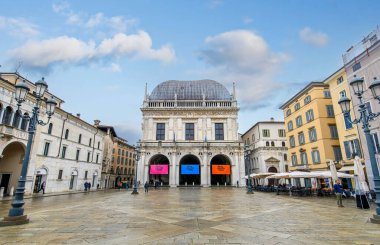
[144,181,149,193]
[84,182,88,191]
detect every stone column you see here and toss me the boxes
[175,154,180,186]
[202,152,209,187]
[170,153,176,187]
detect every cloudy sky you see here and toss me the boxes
[0,0,379,144]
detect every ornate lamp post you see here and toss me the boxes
[338,76,380,224]
[0,77,57,226]
[131,141,141,195]
[244,144,253,194]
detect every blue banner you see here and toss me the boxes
[181,165,200,174]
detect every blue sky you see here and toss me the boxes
[0,0,379,144]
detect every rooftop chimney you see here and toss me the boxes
[94,119,101,126]
[76,113,81,118]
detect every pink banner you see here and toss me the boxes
[150,165,169,175]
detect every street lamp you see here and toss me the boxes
[131,141,141,195]
[0,77,56,226]
[244,144,253,194]
[338,76,380,224]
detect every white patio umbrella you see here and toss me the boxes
[265,172,290,179]
[288,171,319,178]
[354,156,369,192]
[328,160,338,183]
[313,171,354,179]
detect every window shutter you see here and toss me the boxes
[344,141,351,159]
[354,139,362,158]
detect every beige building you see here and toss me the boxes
[138,80,245,187]
[111,137,136,187]
[0,73,105,195]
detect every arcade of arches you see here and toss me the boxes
[143,153,235,187]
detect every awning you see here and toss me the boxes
[35,168,47,175]
[338,165,355,172]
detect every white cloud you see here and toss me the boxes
[0,16,39,37]
[8,31,175,70]
[299,27,328,47]
[109,63,121,72]
[198,30,289,109]
[52,2,137,34]
[243,17,253,24]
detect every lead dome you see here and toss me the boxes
[149,80,232,101]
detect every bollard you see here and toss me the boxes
[193,182,195,186]
[225,182,227,186]
[185,182,187,186]
[217,182,219,186]
[0,187,4,197]
[10,186,14,196]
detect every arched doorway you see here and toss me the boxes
[149,154,170,186]
[0,142,25,195]
[69,170,78,190]
[210,154,231,186]
[267,166,278,186]
[33,168,48,193]
[179,154,201,186]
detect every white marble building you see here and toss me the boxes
[0,73,105,195]
[241,119,289,183]
[137,80,245,187]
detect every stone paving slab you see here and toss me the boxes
[0,188,379,244]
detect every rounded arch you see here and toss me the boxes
[179,154,201,186]
[0,141,26,195]
[210,154,232,186]
[20,113,29,131]
[12,110,22,128]
[2,106,13,125]
[65,129,69,139]
[267,166,278,186]
[148,154,170,186]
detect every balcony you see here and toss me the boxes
[0,124,28,141]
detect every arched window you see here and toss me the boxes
[0,103,3,120]
[48,123,53,134]
[2,106,13,125]
[286,109,291,117]
[271,141,275,147]
[78,134,82,143]
[89,138,92,147]
[12,110,22,128]
[21,113,29,130]
[282,141,286,147]
[284,154,288,161]
[65,129,69,139]
[97,141,100,149]
[266,141,269,146]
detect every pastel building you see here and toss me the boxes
[280,82,342,172]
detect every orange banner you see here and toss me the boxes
[212,165,231,175]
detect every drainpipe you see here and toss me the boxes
[57,113,69,157]
[91,128,99,162]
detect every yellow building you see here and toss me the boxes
[111,137,136,186]
[280,82,342,171]
[324,68,363,168]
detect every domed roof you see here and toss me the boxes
[149,80,231,101]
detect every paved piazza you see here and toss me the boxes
[0,188,379,245]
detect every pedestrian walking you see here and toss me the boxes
[144,181,149,193]
[236,180,239,188]
[333,179,344,207]
[84,182,88,191]
[39,181,46,194]
[88,182,91,191]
